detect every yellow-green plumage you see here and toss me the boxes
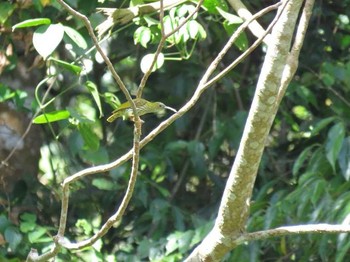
[107,98,176,122]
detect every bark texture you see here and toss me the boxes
[185,0,305,261]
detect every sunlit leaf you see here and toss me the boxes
[28,227,47,243]
[85,81,103,117]
[292,105,311,120]
[33,23,64,59]
[134,26,152,48]
[217,7,243,24]
[0,84,15,101]
[187,20,199,39]
[103,92,121,109]
[140,53,164,73]
[33,110,70,124]
[178,230,194,253]
[202,0,228,14]
[48,57,82,75]
[12,18,51,30]
[166,233,179,255]
[76,219,93,235]
[64,26,87,49]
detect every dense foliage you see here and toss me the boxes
[1,0,350,261]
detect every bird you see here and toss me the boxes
[107,98,177,122]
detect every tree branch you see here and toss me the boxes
[227,0,272,44]
[185,0,309,260]
[237,224,350,244]
[136,0,204,98]
[203,2,282,89]
[96,0,187,37]
[277,0,315,103]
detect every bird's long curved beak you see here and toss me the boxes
[165,106,177,113]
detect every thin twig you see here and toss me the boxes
[203,1,284,89]
[236,224,350,244]
[137,0,204,98]
[228,0,272,44]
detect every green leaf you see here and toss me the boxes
[28,226,47,243]
[172,206,185,230]
[308,148,331,175]
[19,213,37,233]
[0,215,11,232]
[187,20,199,39]
[292,105,311,120]
[0,2,15,24]
[76,219,93,235]
[187,141,206,176]
[178,230,195,253]
[163,15,178,41]
[177,4,196,18]
[140,53,164,73]
[321,73,335,86]
[85,81,103,117]
[63,26,88,49]
[197,22,207,40]
[92,178,114,191]
[78,123,100,151]
[5,227,22,251]
[338,137,350,181]
[311,179,326,205]
[20,221,36,233]
[137,238,152,259]
[143,15,159,26]
[33,110,70,124]
[296,85,318,107]
[79,147,109,165]
[310,117,336,136]
[217,7,243,24]
[20,213,37,223]
[166,233,179,255]
[134,26,152,48]
[48,57,82,75]
[0,84,15,101]
[336,239,350,262]
[33,24,65,59]
[103,92,121,109]
[165,140,188,153]
[293,145,317,176]
[12,18,51,30]
[223,22,248,51]
[202,0,228,14]
[326,122,345,171]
